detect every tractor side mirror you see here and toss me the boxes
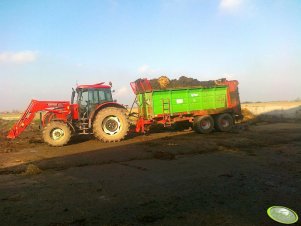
[71,88,75,104]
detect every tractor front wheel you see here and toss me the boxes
[43,121,71,146]
[93,107,129,142]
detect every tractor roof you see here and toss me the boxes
[77,83,111,89]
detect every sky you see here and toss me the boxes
[0,0,300,111]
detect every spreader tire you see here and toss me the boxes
[214,113,234,132]
[93,107,129,142]
[193,115,214,134]
[43,121,71,146]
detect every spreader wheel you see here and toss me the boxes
[214,113,234,132]
[193,115,214,134]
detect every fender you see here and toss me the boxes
[89,102,127,127]
[42,112,55,127]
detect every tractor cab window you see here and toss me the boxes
[104,89,113,102]
[89,89,113,104]
[78,88,113,105]
[77,88,113,118]
[80,90,89,106]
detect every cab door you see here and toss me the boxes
[78,89,90,118]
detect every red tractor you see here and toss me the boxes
[7,82,130,146]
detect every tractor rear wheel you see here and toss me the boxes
[93,107,129,142]
[43,121,71,146]
[214,113,234,132]
[193,115,214,134]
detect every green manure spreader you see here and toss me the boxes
[130,78,242,134]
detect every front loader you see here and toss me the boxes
[7,82,129,146]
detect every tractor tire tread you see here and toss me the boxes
[93,107,129,142]
[42,121,71,146]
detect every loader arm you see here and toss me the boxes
[7,100,70,139]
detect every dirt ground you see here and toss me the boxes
[0,121,301,226]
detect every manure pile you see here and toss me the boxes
[241,108,257,123]
[137,76,226,90]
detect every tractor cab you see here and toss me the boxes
[72,83,113,118]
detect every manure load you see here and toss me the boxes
[147,75,221,90]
